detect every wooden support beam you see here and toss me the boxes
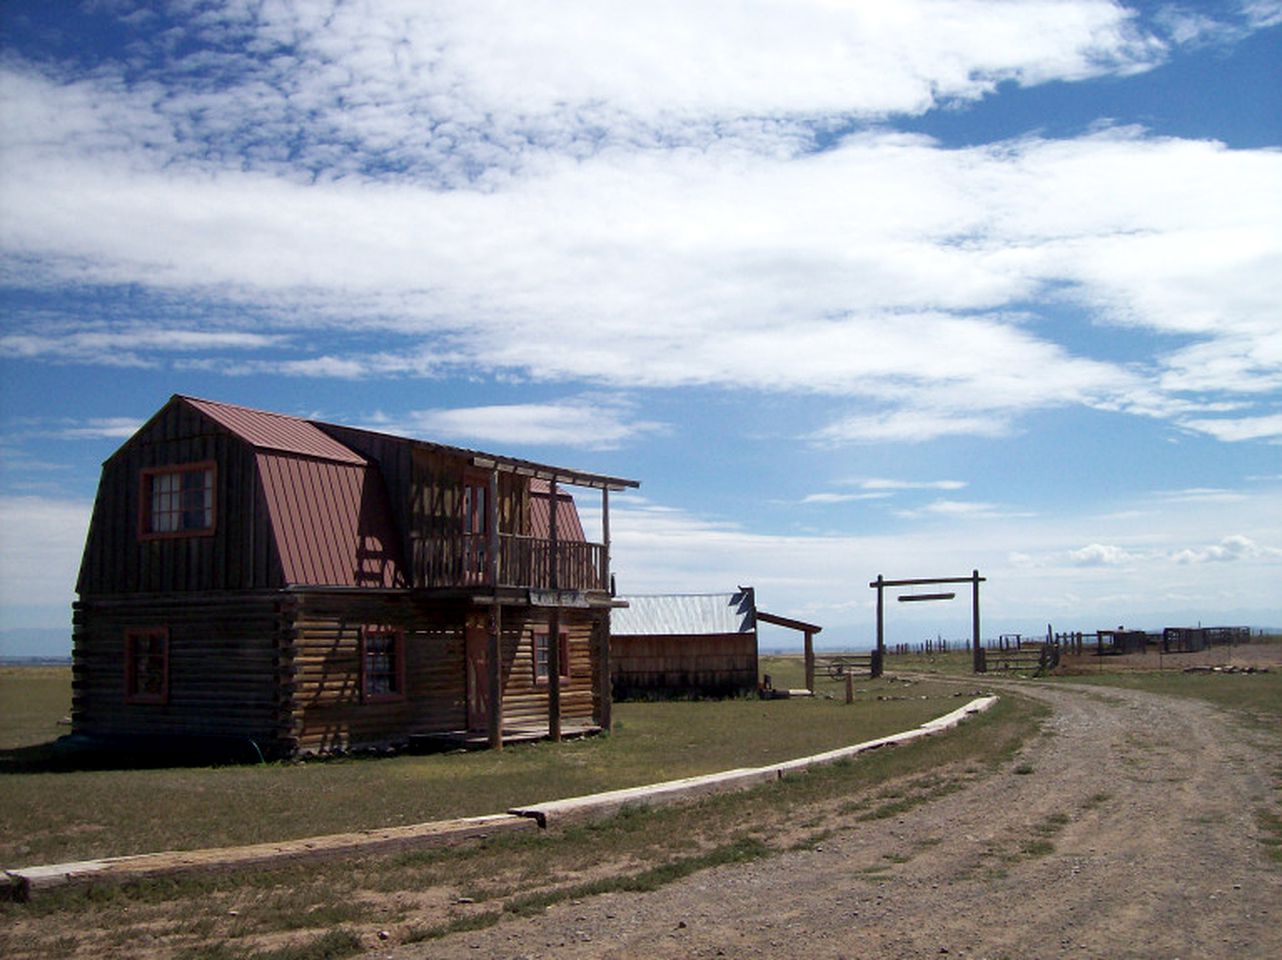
[487,469,503,750]
[874,574,885,676]
[598,487,612,734]
[971,569,983,674]
[547,478,561,743]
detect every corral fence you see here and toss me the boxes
[883,625,1256,675]
[814,651,883,680]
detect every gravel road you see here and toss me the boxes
[380,679,1281,960]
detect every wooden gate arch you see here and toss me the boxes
[870,570,986,674]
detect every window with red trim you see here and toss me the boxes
[140,462,216,539]
[533,628,570,683]
[361,626,405,702]
[125,626,169,704]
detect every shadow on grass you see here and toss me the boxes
[0,734,272,774]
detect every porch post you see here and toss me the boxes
[804,630,815,692]
[547,477,562,742]
[487,468,503,750]
[598,486,613,733]
[600,487,611,591]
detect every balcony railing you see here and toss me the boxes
[413,533,606,591]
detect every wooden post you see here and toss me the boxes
[597,486,612,735]
[804,630,815,692]
[487,469,503,751]
[599,488,611,591]
[971,569,983,674]
[547,478,561,742]
[845,671,854,704]
[874,575,885,677]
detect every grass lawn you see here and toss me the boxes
[1,661,982,867]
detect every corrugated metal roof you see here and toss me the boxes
[612,591,756,636]
[181,396,367,465]
[529,478,586,542]
[257,452,405,588]
[180,395,639,491]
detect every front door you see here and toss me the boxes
[465,617,490,733]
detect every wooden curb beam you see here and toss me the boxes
[4,814,533,902]
[511,696,998,827]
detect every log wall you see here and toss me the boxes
[72,592,290,749]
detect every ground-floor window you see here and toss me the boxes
[361,626,405,702]
[533,628,570,683]
[125,626,169,704]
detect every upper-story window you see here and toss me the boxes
[140,462,216,539]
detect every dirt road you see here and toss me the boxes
[381,680,1281,960]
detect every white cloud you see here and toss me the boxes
[799,492,891,504]
[1172,534,1282,564]
[858,478,968,491]
[604,482,1282,636]
[897,499,1036,520]
[1178,412,1282,443]
[0,326,284,367]
[1069,543,1141,566]
[0,5,1278,451]
[1158,487,1249,503]
[0,496,92,618]
[368,398,666,450]
[0,1,1167,182]
[815,408,1016,443]
[57,418,143,440]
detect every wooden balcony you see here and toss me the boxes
[413,533,606,591]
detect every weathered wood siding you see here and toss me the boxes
[407,446,528,587]
[77,401,282,595]
[288,593,602,752]
[501,610,598,728]
[72,593,290,748]
[319,428,531,588]
[611,632,759,699]
[288,592,467,753]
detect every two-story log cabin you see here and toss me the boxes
[73,395,638,758]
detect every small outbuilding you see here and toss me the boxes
[610,589,760,699]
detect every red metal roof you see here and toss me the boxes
[181,396,366,465]
[257,452,405,588]
[529,478,587,542]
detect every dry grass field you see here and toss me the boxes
[1,661,966,866]
[3,640,1277,960]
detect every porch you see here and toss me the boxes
[413,533,607,591]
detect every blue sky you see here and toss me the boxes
[2,1,1280,656]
